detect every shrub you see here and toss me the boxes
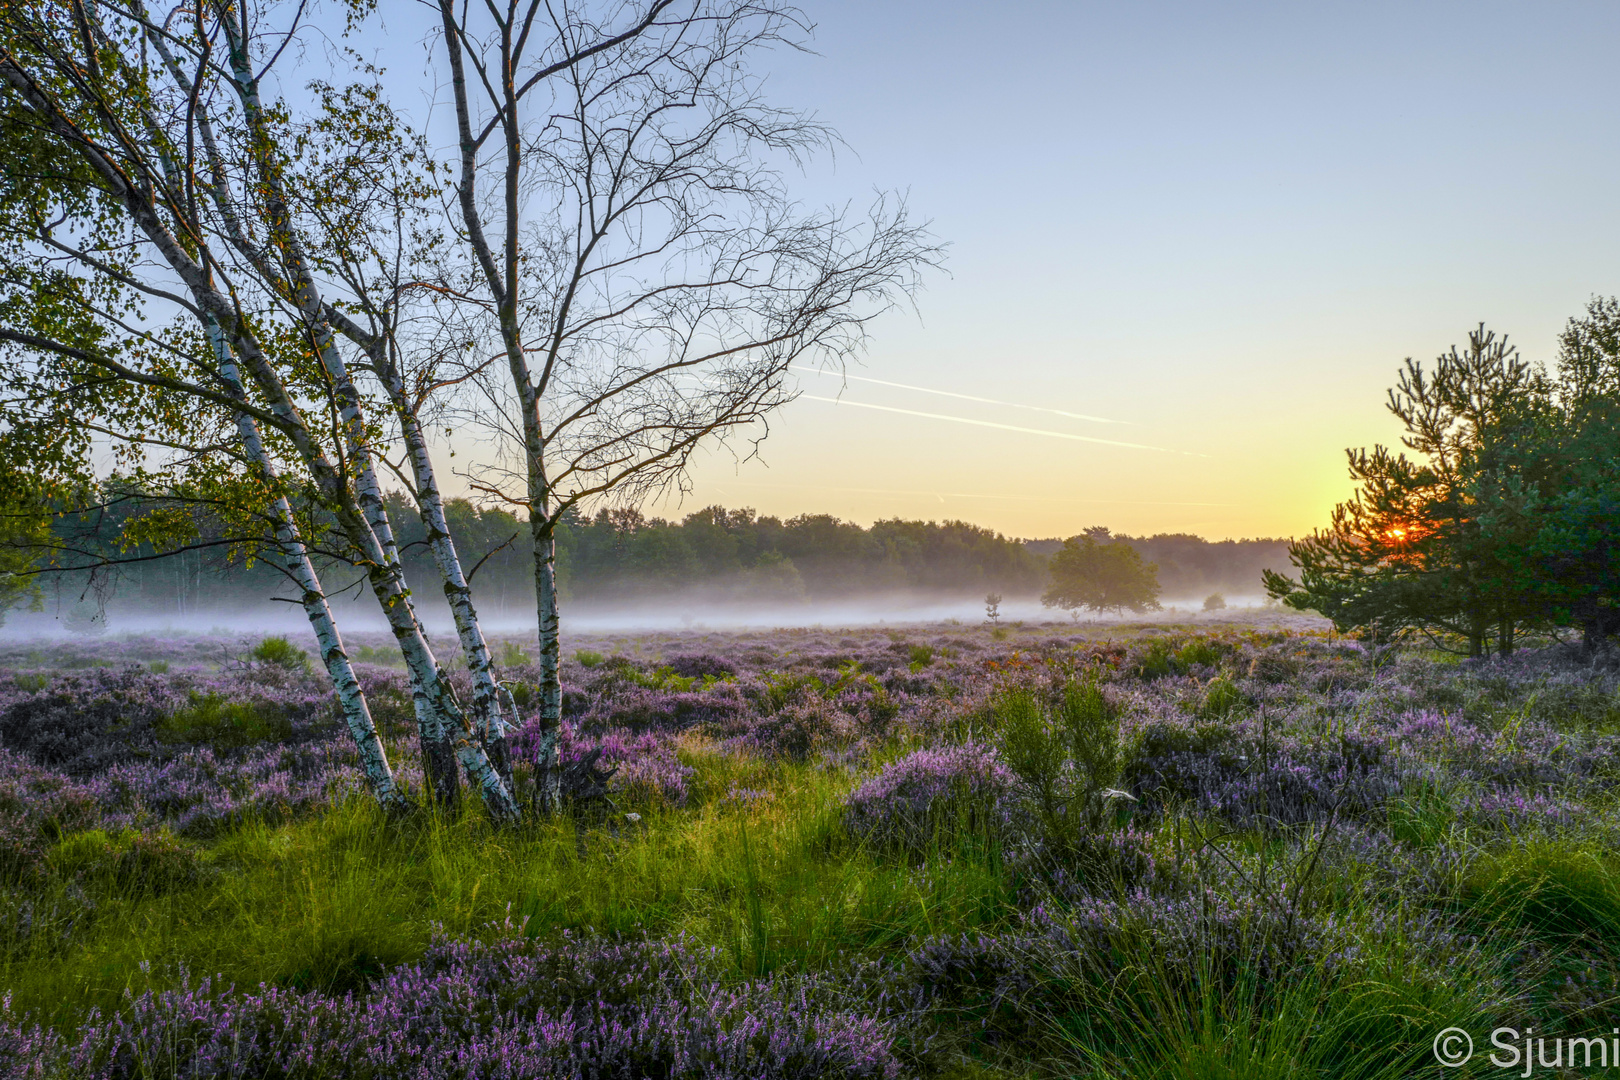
[664,653,738,679]
[732,698,854,761]
[158,692,293,747]
[1203,592,1226,612]
[1248,649,1302,683]
[993,678,1122,834]
[575,649,607,668]
[1175,638,1228,669]
[17,932,903,1079]
[1131,640,1178,680]
[0,669,170,775]
[351,643,402,665]
[907,644,935,672]
[758,670,828,712]
[249,636,309,673]
[498,640,529,667]
[1122,716,1400,827]
[844,742,1019,856]
[1198,675,1247,720]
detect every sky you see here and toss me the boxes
[395,1,1620,542]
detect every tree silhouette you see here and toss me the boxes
[1042,534,1161,617]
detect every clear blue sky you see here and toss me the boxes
[394,1,1620,540]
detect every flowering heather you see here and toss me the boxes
[89,740,369,838]
[6,620,1620,1075]
[0,750,100,882]
[0,930,902,1079]
[844,742,1020,854]
[509,720,695,807]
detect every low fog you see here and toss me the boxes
[1,589,1285,641]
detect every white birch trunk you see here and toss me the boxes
[2,12,518,821]
[364,344,514,787]
[216,19,477,811]
[533,517,563,815]
[207,322,403,810]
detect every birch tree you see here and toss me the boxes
[0,0,518,818]
[433,0,937,808]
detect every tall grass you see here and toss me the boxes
[1042,893,1513,1080]
[4,746,1016,1028]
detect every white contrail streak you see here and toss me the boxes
[801,395,1197,455]
[791,365,1125,424]
[712,480,1236,506]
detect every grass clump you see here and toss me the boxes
[1463,839,1620,943]
[1197,675,1248,720]
[250,635,310,673]
[158,692,293,746]
[48,829,204,897]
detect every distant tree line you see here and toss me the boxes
[27,498,1297,619]
[550,507,1047,602]
[1266,300,1620,656]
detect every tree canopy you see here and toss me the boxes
[1266,304,1620,655]
[1041,531,1162,617]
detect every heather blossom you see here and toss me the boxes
[0,931,904,1079]
[844,742,1021,854]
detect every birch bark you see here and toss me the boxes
[212,14,469,804]
[0,35,520,824]
[533,520,562,813]
[369,339,514,787]
[436,0,569,809]
[207,319,404,810]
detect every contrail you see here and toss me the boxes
[801,395,1198,455]
[712,480,1236,507]
[792,365,1126,424]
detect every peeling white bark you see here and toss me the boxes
[347,331,514,787]
[213,18,517,820]
[533,520,562,813]
[207,321,404,810]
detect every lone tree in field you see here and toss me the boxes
[1042,533,1161,617]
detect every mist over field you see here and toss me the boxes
[10,505,1293,637]
[0,588,1292,640]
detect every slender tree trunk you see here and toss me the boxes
[213,13,464,805]
[3,4,515,818]
[209,322,404,810]
[532,513,562,815]
[216,306,517,822]
[374,351,513,790]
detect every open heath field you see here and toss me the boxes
[1,618,1618,1077]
